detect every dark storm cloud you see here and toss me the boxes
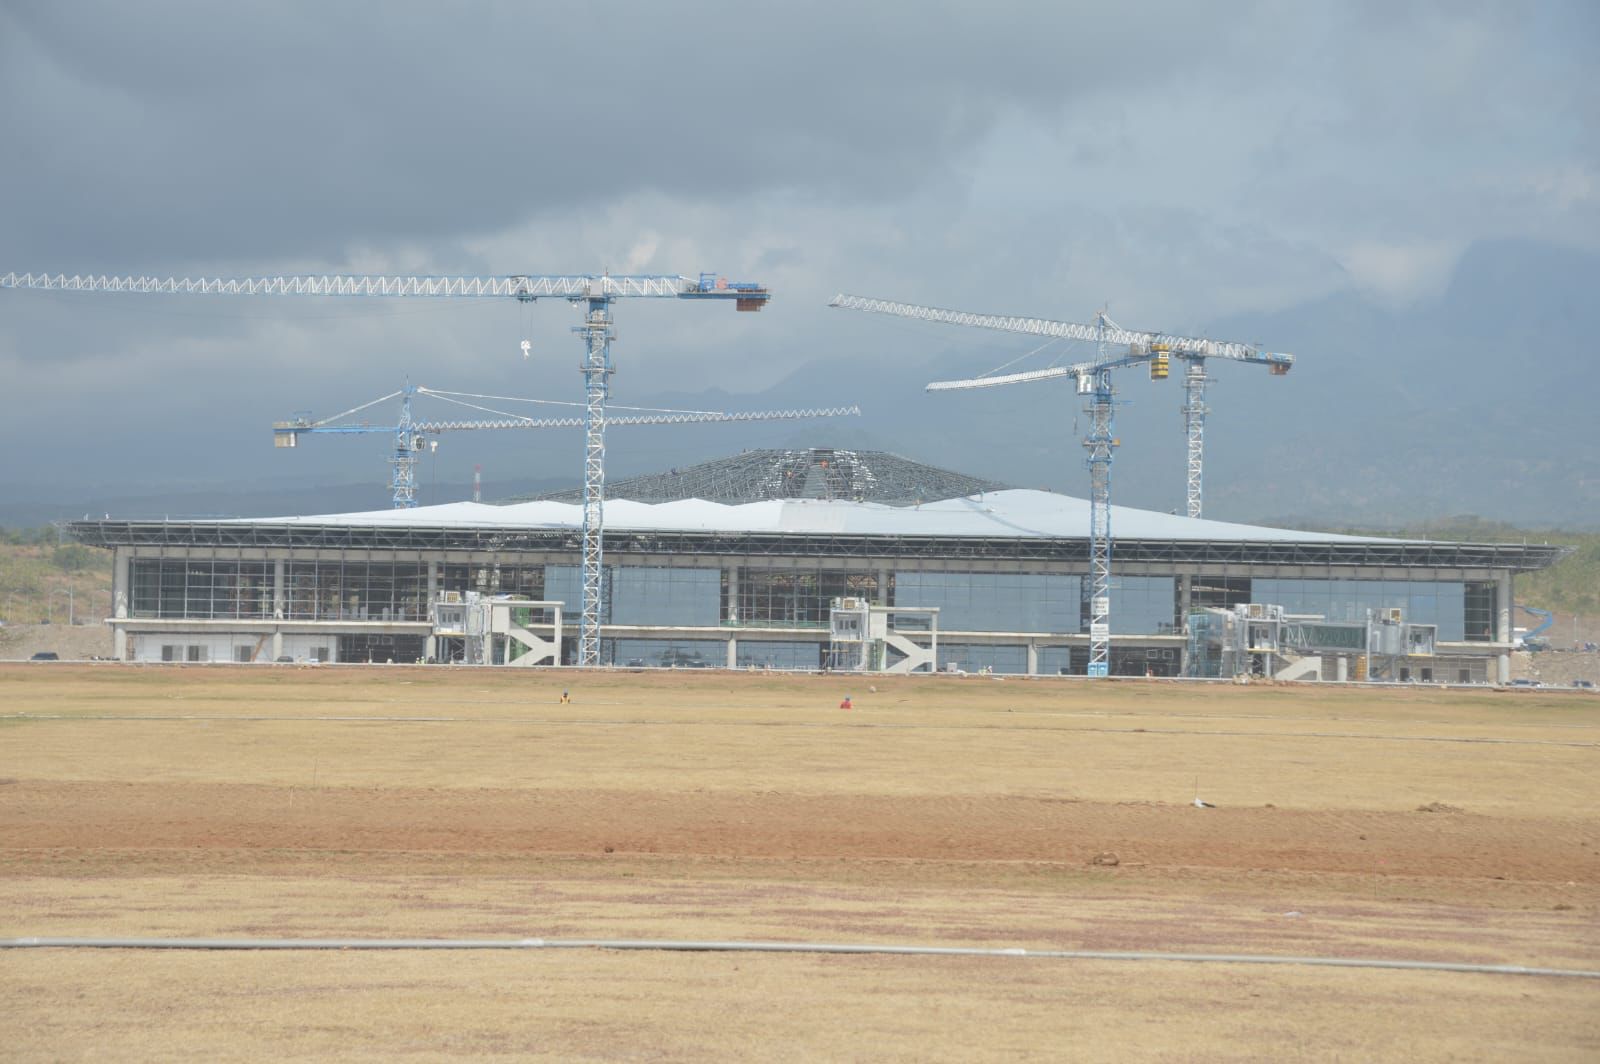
[1,2,1595,523]
[0,1,1241,267]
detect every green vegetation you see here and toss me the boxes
[0,528,114,624]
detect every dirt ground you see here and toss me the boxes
[2,665,1597,1060]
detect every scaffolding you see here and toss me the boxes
[530,448,1009,506]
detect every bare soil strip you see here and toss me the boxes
[2,665,1597,1060]
[4,780,1597,885]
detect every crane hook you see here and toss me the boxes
[520,340,532,360]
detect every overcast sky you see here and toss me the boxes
[1,1,1594,505]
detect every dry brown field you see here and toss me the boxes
[2,663,1598,1061]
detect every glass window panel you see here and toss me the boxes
[736,640,824,670]
[892,571,1079,633]
[936,643,1028,674]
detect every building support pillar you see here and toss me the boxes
[112,548,131,661]
[726,636,737,669]
[1497,571,1513,684]
[426,561,439,662]
[113,548,130,620]
[1026,641,1038,676]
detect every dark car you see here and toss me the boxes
[30,651,60,661]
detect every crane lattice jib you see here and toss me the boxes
[405,407,862,433]
[925,355,1149,392]
[0,272,771,304]
[831,293,1288,366]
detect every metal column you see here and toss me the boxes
[577,296,615,667]
[1181,359,1208,519]
[1084,364,1116,678]
[389,386,419,508]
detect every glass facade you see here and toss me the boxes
[1039,644,1181,677]
[736,568,877,627]
[131,559,273,619]
[1252,579,1466,642]
[546,565,721,627]
[607,638,722,668]
[124,554,1493,656]
[936,643,1028,674]
[1111,576,1177,635]
[736,639,824,670]
[891,570,1080,633]
[285,561,429,621]
[1463,582,1496,642]
[439,562,544,599]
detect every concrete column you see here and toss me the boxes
[1177,574,1192,631]
[1496,572,1513,644]
[427,561,438,621]
[877,566,891,606]
[727,636,737,669]
[113,547,130,619]
[726,564,740,623]
[271,629,283,660]
[1026,641,1038,676]
[1496,570,1513,685]
[273,559,286,620]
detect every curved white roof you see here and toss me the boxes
[244,489,1394,543]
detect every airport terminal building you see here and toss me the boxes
[70,450,1564,683]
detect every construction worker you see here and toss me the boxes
[559,690,571,704]
[839,695,852,710]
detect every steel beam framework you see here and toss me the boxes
[1182,360,1208,519]
[67,520,1570,574]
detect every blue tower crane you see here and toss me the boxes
[3,270,772,666]
[273,381,860,508]
[829,293,1291,677]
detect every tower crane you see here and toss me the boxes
[829,294,1292,518]
[273,381,861,508]
[2,270,771,666]
[830,293,1291,677]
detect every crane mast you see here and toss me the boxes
[1084,344,1116,677]
[1181,360,1208,519]
[577,297,614,667]
[831,292,1290,677]
[830,292,1291,518]
[4,268,772,666]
